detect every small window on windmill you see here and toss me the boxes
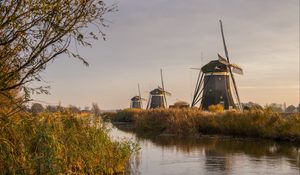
[219,77,222,81]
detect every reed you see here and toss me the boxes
[108,108,300,142]
[0,111,136,174]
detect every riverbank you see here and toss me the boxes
[0,112,136,174]
[104,108,300,142]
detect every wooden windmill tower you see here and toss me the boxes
[191,20,243,110]
[130,84,145,109]
[147,69,171,109]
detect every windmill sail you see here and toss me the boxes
[160,69,168,107]
[191,20,243,110]
[147,70,171,109]
[230,64,243,75]
[219,20,242,110]
[218,54,243,75]
[138,83,143,108]
[218,54,228,64]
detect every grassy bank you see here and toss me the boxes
[0,112,136,174]
[104,108,300,142]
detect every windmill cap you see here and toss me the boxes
[131,96,142,101]
[150,88,165,95]
[201,60,229,73]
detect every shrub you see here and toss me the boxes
[111,108,300,142]
[0,112,136,174]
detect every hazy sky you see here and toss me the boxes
[33,0,299,109]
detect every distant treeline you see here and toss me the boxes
[25,102,101,115]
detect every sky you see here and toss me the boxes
[33,0,299,109]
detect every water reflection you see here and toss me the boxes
[110,123,300,175]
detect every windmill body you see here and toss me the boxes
[191,20,243,110]
[148,88,166,108]
[130,84,145,109]
[147,69,171,109]
[201,60,236,110]
[192,55,243,110]
[130,96,142,109]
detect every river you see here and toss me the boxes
[109,123,300,175]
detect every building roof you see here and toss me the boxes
[150,87,171,95]
[201,60,229,73]
[150,88,164,95]
[131,96,142,101]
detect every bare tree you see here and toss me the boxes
[91,103,101,117]
[0,0,116,104]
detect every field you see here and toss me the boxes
[0,111,137,174]
[104,108,300,142]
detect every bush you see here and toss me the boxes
[0,112,136,174]
[111,108,300,142]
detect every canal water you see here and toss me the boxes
[109,123,300,175]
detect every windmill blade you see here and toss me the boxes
[160,69,168,107]
[219,20,242,110]
[146,94,151,109]
[218,54,229,65]
[138,83,143,108]
[219,53,243,75]
[138,84,141,98]
[230,64,243,75]
[190,67,201,70]
[163,91,171,96]
[160,69,165,91]
[219,20,230,62]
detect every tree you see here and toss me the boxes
[286,105,296,113]
[68,105,80,113]
[91,103,101,117]
[46,105,57,113]
[31,103,44,113]
[266,103,283,113]
[242,102,263,110]
[0,0,116,103]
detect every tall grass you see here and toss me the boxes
[0,111,136,174]
[107,108,300,142]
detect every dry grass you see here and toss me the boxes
[0,111,136,174]
[108,108,300,142]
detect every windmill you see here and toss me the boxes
[147,69,171,109]
[191,20,243,110]
[130,84,146,109]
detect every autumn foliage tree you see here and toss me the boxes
[0,0,115,110]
